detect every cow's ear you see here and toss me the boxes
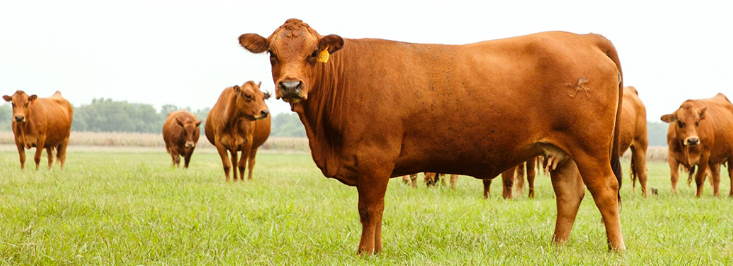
[661,114,676,123]
[195,120,202,127]
[233,85,241,92]
[2,95,10,102]
[318,34,344,54]
[239,33,269,53]
[263,91,271,100]
[698,106,707,120]
[28,95,37,102]
[175,117,184,127]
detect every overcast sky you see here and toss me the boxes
[1,0,731,120]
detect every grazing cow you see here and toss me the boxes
[205,81,271,181]
[402,172,458,188]
[617,86,649,196]
[162,110,201,168]
[3,90,73,169]
[661,93,733,197]
[239,19,625,253]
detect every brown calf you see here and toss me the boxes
[162,110,201,168]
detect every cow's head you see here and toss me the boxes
[661,103,707,147]
[3,90,37,123]
[239,18,343,103]
[233,81,270,120]
[176,116,201,149]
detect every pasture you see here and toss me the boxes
[0,148,731,264]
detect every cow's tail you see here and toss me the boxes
[629,150,637,189]
[592,34,624,204]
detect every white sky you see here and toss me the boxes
[1,0,731,120]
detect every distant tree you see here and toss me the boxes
[647,122,668,147]
[270,112,305,137]
[0,104,10,130]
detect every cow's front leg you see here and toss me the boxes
[33,137,46,170]
[16,142,26,169]
[356,175,389,255]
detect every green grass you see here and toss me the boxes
[0,150,731,265]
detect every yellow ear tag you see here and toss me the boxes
[317,49,330,63]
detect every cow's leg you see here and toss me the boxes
[501,167,515,199]
[246,148,258,180]
[573,150,625,251]
[409,174,417,188]
[709,163,721,197]
[669,158,680,194]
[45,146,54,169]
[356,174,389,255]
[16,142,26,169]
[57,139,68,169]
[550,159,585,244]
[215,144,231,182]
[694,162,709,198]
[230,150,239,181]
[183,151,192,169]
[728,159,733,197]
[515,161,526,194]
[449,174,458,189]
[632,145,648,197]
[33,138,46,170]
[483,179,492,199]
[527,157,537,198]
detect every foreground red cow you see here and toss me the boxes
[240,19,625,253]
[3,90,73,169]
[205,82,271,181]
[661,93,733,197]
[162,111,201,168]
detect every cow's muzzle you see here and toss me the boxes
[14,115,25,122]
[253,110,269,120]
[278,80,305,101]
[185,141,195,149]
[685,136,700,146]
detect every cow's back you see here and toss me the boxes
[35,95,73,146]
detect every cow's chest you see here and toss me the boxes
[218,133,247,150]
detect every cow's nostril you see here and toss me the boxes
[260,110,269,118]
[686,137,700,145]
[279,80,302,90]
[14,116,23,122]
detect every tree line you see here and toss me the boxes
[0,98,305,137]
[2,99,668,143]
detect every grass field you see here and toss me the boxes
[0,149,731,265]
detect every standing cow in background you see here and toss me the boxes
[162,110,201,168]
[205,81,271,182]
[617,86,649,196]
[239,19,626,253]
[3,90,73,169]
[661,93,733,197]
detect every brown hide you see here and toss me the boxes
[205,81,271,181]
[240,19,625,253]
[617,86,649,196]
[662,93,733,197]
[3,90,73,170]
[162,110,201,168]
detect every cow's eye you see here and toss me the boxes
[268,50,278,64]
[678,121,686,128]
[695,121,700,126]
[245,94,254,102]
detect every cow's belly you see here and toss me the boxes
[218,134,245,151]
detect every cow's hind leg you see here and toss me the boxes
[728,159,733,197]
[33,138,46,170]
[572,150,625,251]
[449,174,458,189]
[527,157,537,198]
[57,139,69,169]
[631,145,649,197]
[694,162,709,198]
[515,162,526,194]
[501,167,515,199]
[550,159,585,244]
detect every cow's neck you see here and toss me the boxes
[292,47,350,177]
[222,94,245,132]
